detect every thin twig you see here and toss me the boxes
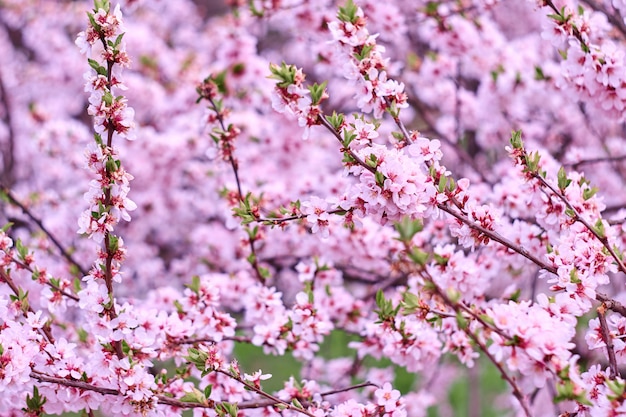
[531,172,626,275]
[204,96,267,283]
[216,369,317,417]
[318,115,376,174]
[597,304,619,380]
[6,254,79,301]
[0,185,88,276]
[565,154,626,169]
[437,203,557,274]
[0,269,55,344]
[428,278,533,417]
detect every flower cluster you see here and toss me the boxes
[328,0,408,119]
[339,137,448,226]
[6,0,626,416]
[270,62,329,140]
[248,284,333,361]
[539,1,626,120]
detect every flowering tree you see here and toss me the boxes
[3,0,626,416]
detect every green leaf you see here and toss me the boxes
[401,292,421,314]
[186,275,201,294]
[456,311,468,329]
[446,288,461,304]
[94,0,110,13]
[73,278,82,293]
[327,112,345,131]
[23,386,47,413]
[408,247,429,266]
[534,65,548,80]
[557,167,571,191]
[113,33,125,47]
[180,387,207,404]
[593,219,606,239]
[309,81,328,105]
[508,288,521,302]
[509,130,523,149]
[366,153,378,169]
[107,235,119,253]
[583,186,598,200]
[354,44,374,61]
[607,379,626,398]
[87,58,107,76]
[375,171,386,187]
[102,91,113,106]
[15,238,28,260]
[259,266,270,280]
[337,0,359,23]
[268,62,298,88]
[185,348,209,371]
[438,175,447,193]
[433,253,448,266]
[77,328,89,344]
[248,0,265,17]
[524,151,541,172]
[394,217,423,243]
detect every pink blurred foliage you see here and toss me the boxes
[3,0,626,416]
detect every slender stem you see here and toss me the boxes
[318,115,375,174]
[8,255,79,301]
[256,208,348,226]
[427,276,533,417]
[237,381,379,409]
[0,185,88,276]
[33,369,378,412]
[565,154,626,169]
[542,0,590,52]
[437,203,557,274]
[96,34,123,360]
[0,269,55,344]
[216,369,317,417]
[597,304,619,380]
[465,328,532,417]
[175,335,253,345]
[206,96,243,199]
[597,293,626,316]
[531,172,626,275]
[204,96,266,282]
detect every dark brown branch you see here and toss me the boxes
[597,304,619,380]
[565,154,626,169]
[438,203,557,274]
